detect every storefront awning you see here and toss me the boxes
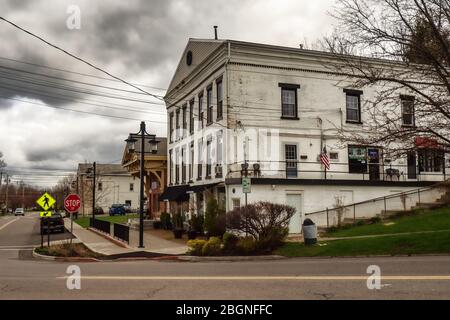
[159,185,190,202]
[187,182,221,193]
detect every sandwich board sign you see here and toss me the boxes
[37,192,56,217]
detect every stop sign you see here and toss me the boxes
[64,194,81,213]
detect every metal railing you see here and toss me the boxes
[90,218,111,235]
[113,223,129,243]
[227,160,449,182]
[304,180,450,228]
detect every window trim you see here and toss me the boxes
[216,78,223,121]
[400,95,415,127]
[344,89,363,124]
[279,83,300,120]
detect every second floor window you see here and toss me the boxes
[216,79,223,120]
[198,93,204,129]
[182,105,187,135]
[189,99,194,134]
[401,96,415,126]
[175,109,180,140]
[207,86,213,125]
[98,182,103,191]
[129,183,134,191]
[344,89,363,123]
[279,83,300,119]
[169,112,174,142]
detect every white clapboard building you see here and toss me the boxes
[161,38,449,232]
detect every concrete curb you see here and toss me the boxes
[86,227,131,249]
[178,255,287,262]
[32,247,101,262]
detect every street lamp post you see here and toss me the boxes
[126,121,159,248]
[87,162,97,224]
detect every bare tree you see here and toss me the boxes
[0,152,6,170]
[321,0,450,158]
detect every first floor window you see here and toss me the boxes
[348,146,367,173]
[129,183,134,191]
[197,139,203,180]
[206,138,212,177]
[232,198,241,210]
[418,149,444,172]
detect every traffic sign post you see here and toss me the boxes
[36,192,56,248]
[64,194,81,245]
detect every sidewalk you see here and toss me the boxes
[65,219,188,256]
[64,219,132,256]
[129,229,188,255]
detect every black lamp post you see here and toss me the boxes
[126,121,159,248]
[87,162,96,224]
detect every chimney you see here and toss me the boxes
[214,26,218,40]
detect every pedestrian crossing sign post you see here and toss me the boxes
[36,192,56,211]
[40,211,53,218]
[242,177,251,193]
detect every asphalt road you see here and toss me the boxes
[1,212,450,300]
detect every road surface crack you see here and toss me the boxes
[145,285,166,299]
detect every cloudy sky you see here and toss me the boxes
[0,0,336,187]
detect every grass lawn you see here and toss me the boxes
[276,231,450,257]
[74,214,139,228]
[324,206,450,238]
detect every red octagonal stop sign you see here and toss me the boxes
[64,194,81,213]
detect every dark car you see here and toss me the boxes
[94,206,104,215]
[109,204,126,216]
[40,213,65,234]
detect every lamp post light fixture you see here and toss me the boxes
[126,121,159,248]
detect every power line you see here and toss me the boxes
[0,94,166,123]
[0,16,165,101]
[0,56,168,91]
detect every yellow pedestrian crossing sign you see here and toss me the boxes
[40,211,53,218]
[36,192,56,211]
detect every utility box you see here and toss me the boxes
[302,218,317,245]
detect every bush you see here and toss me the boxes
[172,213,184,230]
[236,237,258,255]
[370,216,382,224]
[190,214,204,233]
[226,202,295,252]
[222,232,239,253]
[201,236,222,256]
[160,212,172,230]
[204,198,226,237]
[187,239,207,256]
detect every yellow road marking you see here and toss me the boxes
[0,217,20,231]
[57,275,450,281]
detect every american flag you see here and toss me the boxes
[320,147,330,170]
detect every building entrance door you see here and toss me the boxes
[407,151,417,179]
[368,148,380,181]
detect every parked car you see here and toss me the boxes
[109,204,126,216]
[14,208,25,216]
[94,206,104,215]
[40,213,65,234]
[123,204,132,213]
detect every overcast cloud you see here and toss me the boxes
[0,0,336,186]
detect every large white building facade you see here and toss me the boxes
[163,39,449,233]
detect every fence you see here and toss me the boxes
[113,223,129,243]
[90,218,111,234]
[305,180,450,228]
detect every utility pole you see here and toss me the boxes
[92,162,96,222]
[5,175,9,214]
[21,181,25,209]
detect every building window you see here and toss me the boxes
[279,83,300,119]
[401,95,415,126]
[285,144,298,178]
[175,148,180,184]
[207,86,213,125]
[189,99,194,134]
[329,152,339,161]
[206,137,212,178]
[348,146,367,173]
[344,89,362,123]
[197,139,203,180]
[217,130,223,165]
[232,198,241,210]
[169,112,174,142]
[189,142,194,181]
[418,149,444,172]
[129,183,134,191]
[181,146,186,183]
[198,93,204,129]
[98,182,103,191]
[168,149,172,184]
[182,104,187,136]
[216,79,223,120]
[175,109,180,140]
